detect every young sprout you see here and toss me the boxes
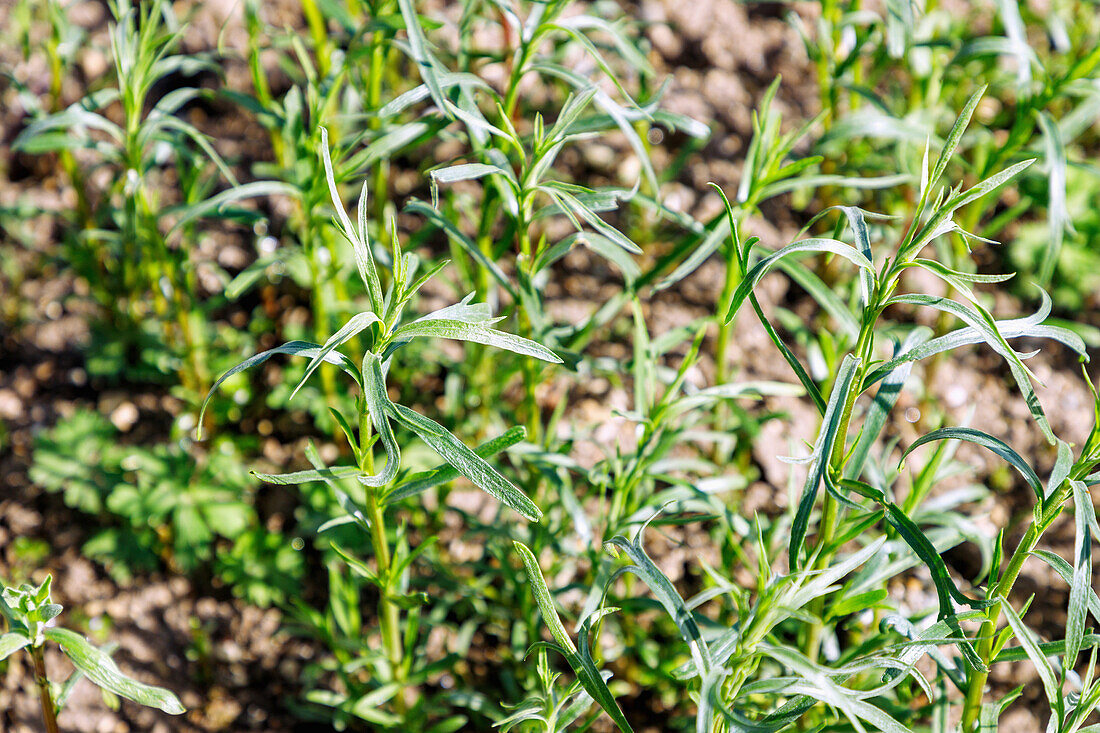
[0,575,184,733]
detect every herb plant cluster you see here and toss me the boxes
[2,0,1099,731]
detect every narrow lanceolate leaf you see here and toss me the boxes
[386,426,526,504]
[862,295,1087,389]
[392,319,562,363]
[1049,440,1075,500]
[1033,548,1100,626]
[759,645,910,733]
[888,293,1054,443]
[199,341,361,436]
[291,312,381,400]
[838,206,875,307]
[845,328,929,481]
[390,404,541,522]
[395,0,448,112]
[1067,478,1093,672]
[606,526,712,680]
[513,542,633,733]
[405,200,516,296]
[320,127,383,314]
[303,442,371,534]
[361,356,401,487]
[1038,111,1073,284]
[724,239,874,323]
[166,181,298,236]
[882,503,992,616]
[901,427,1043,501]
[789,354,860,572]
[43,628,185,715]
[930,87,986,192]
[909,259,1014,305]
[1000,597,1061,716]
[252,465,361,485]
[0,632,30,661]
[908,160,1036,258]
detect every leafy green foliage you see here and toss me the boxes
[7,0,1100,730]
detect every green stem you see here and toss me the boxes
[715,240,742,387]
[301,0,331,77]
[358,407,407,716]
[960,479,1075,730]
[32,646,60,733]
[805,289,882,661]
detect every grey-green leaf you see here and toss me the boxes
[291,312,381,400]
[390,404,541,522]
[392,319,562,363]
[199,341,361,437]
[44,628,185,715]
[725,239,874,323]
[901,427,1043,501]
[0,632,30,661]
[789,354,860,571]
[514,541,633,733]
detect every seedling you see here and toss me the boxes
[0,575,184,732]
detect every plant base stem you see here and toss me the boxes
[32,646,60,733]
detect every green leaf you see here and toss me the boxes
[1037,111,1073,284]
[44,628,185,714]
[909,259,1014,305]
[320,127,384,314]
[606,522,711,679]
[165,180,297,236]
[513,541,633,733]
[837,206,875,307]
[405,199,516,297]
[724,238,874,323]
[1067,479,1093,673]
[901,427,1042,501]
[199,341,361,437]
[929,87,985,194]
[862,291,1086,389]
[789,354,860,572]
[392,319,562,363]
[395,0,448,112]
[290,312,380,400]
[758,644,910,733]
[538,182,641,255]
[361,355,401,487]
[845,328,929,481]
[252,465,361,485]
[386,426,526,504]
[882,503,992,618]
[303,442,372,534]
[390,404,541,522]
[888,293,1053,443]
[1000,597,1060,716]
[830,589,889,618]
[0,632,30,661]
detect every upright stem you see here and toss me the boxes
[358,402,406,715]
[806,293,880,661]
[960,479,1074,730]
[715,240,742,387]
[31,646,60,733]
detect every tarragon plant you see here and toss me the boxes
[0,575,184,732]
[200,128,561,725]
[516,87,1100,732]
